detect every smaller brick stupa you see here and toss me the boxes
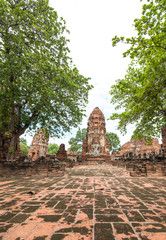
[82,107,110,162]
[29,129,49,161]
[56,144,67,161]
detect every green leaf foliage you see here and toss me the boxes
[110,0,166,139]
[48,143,59,154]
[69,128,87,153]
[0,0,93,142]
[20,137,27,145]
[20,137,30,155]
[106,132,121,151]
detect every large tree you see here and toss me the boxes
[0,0,93,159]
[69,128,87,153]
[109,0,166,140]
[106,132,121,151]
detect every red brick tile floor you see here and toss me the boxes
[0,165,166,240]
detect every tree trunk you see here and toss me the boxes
[161,126,166,160]
[7,134,19,161]
[6,110,38,161]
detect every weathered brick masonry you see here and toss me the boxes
[82,107,110,162]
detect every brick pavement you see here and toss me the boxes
[0,165,166,240]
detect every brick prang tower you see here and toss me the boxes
[82,107,110,162]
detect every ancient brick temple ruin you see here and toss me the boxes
[67,148,78,162]
[1,110,166,178]
[0,129,67,177]
[120,138,161,157]
[82,107,110,162]
[111,137,166,177]
[56,144,67,161]
[28,129,49,161]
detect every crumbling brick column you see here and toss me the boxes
[162,126,166,158]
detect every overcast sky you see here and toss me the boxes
[26,0,144,147]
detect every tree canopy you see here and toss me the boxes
[109,0,166,140]
[68,128,87,153]
[48,143,59,154]
[106,132,121,151]
[0,0,93,158]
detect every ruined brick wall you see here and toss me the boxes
[120,138,161,157]
[82,107,110,161]
[28,129,49,161]
[111,150,121,161]
[129,162,166,177]
[66,148,79,162]
[67,153,79,162]
[0,158,65,177]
